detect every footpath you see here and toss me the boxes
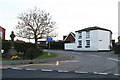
[2,53,74,65]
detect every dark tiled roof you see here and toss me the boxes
[75,26,112,33]
[63,32,75,41]
[70,32,75,37]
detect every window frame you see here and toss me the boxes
[86,31,90,38]
[78,32,82,39]
[77,40,82,48]
[85,40,90,48]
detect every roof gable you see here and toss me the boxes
[0,26,6,30]
[64,32,75,41]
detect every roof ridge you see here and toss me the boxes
[75,26,112,33]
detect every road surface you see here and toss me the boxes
[2,50,119,78]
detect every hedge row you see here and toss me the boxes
[2,40,35,53]
[44,41,65,50]
[114,44,120,54]
[2,40,66,53]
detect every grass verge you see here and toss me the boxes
[2,51,58,61]
[34,52,58,59]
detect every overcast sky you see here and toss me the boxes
[0,0,119,42]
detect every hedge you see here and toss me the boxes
[114,44,120,54]
[44,41,65,50]
[2,40,66,53]
[2,40,35,53]
[2,40,11,53]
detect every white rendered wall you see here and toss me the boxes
[64,43,76,50]
[98,30,112,51]
[74,30,98,51]
[65,30,112,51]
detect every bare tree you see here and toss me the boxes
[15,7,56,48]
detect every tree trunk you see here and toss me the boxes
[34,33,38,48]
[35,38,38,48]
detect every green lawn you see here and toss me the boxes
[34,52,58,59]
[2,52,58,61]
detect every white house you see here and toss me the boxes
[65,26,112,51]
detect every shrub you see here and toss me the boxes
[2,40,35,53]
[24,47,42,60]
[114,44,120,54]
[2,40,11,53]
[14,42,35,53]
[45,41,65,50]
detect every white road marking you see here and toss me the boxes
[114,74,120,76]
[97,73,108,75]
[93,72,108,75]
[12,68,22,70]
[41,69,53,72]
[59,60,79,63]
[91,55,101,58]
[58,70,68,72]
[75,71,88,74]
[93,72,100,74]
[26,69,37,71]
[107,58,119,62]
[56,61,59,65]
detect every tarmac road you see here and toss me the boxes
[2,50,119,78]
[2,68,119,78]
[3,50,119,73]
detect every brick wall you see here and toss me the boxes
[0,27,6,40]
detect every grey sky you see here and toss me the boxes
[0,0,119,42]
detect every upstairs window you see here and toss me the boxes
[78,32,82,39]
[86,31,90,38]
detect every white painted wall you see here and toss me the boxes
[98,30,112,51]
[64,29,112,51]
[74,30,98,51]
[64,43,76,50]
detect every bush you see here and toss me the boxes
[2,40,11,53]
[2,40,44,60]
[114,44,120,54]
[14,42,35,53]
[2,40,35,53]
[45,41,65,50]
[24,47,42,60]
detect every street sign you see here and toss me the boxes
[46,38,53,41]
[46,38,53,56]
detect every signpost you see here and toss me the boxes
[46,38,53,56]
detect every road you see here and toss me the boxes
[2,68,119,78]
[2,50,119,78]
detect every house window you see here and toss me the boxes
[78,32,82,39]
[77,40,82,48]
[85,40,90,48]
[86,31,90,38]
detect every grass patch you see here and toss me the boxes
[34,52,58,60]
[2,52,58,61]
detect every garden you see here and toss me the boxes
[2,40,58,61]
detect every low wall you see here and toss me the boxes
[64,43,75,50]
